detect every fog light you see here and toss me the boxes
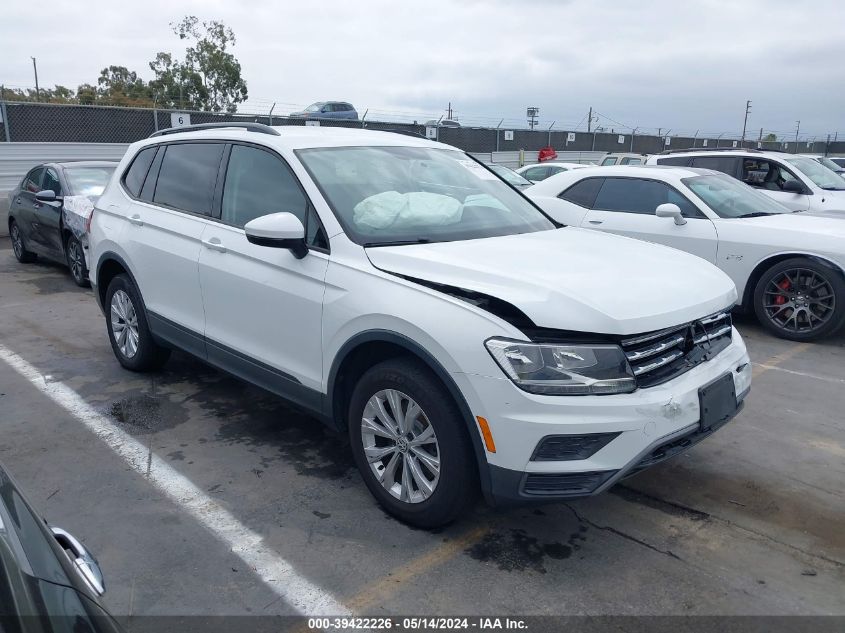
[531,432,621,461]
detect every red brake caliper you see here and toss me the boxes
[774,278,791,305]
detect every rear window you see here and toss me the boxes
[559,178,603,208]
[123,148,157,197]
[690,156,740,176]
[655,156,691,166]
[153,143,225,215]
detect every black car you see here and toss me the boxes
[8,161,116,287]
[0,461,122,631]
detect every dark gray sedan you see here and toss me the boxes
[8,161,116,286]
[0,460,122,631]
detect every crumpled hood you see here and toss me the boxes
[366,228,737,335]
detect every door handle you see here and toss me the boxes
[14,197,21,205]
[588,220,604,225]
[128,214,144,226]
[202,238,227,253]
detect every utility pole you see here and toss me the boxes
[526,107,539,131]
[447,102,452,120]
[31,57,40,102]
[758,128,763,144]
[587,106,592,133]
[741,100,751,143]
[794,120,800,152]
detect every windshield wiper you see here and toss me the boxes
[363,238,432,247]
[737,212,775,218]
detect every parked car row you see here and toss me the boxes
[7,125,844,534]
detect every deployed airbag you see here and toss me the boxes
[353,191,462,229]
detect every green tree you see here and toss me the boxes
[764,133,777,142]
[96,66,152,105]
[149,16,248,112]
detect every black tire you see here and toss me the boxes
[348,357,477,529]
[753,257,845,341]
[9,220,37,263]
[65,234,90,287]
[105,274,171,371]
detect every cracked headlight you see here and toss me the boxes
[485,338,636,395]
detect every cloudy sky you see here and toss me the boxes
[2,0,843,139]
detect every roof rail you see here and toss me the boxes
[149,122,281,138]
[658,147,763,155]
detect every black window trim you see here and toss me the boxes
[22,166,45,193]
[121,145,160,200]
[43,167,62,196]
[580,175,709,219]
[688,155,741,178]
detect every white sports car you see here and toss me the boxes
[527,165,845,341]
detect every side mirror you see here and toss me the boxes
[36,190,62,205]
[244,212,308,258]
[655,203,687,225]
[783,180,804,194]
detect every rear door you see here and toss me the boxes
[120,142,224,356]
[580,176,718,262]
[198,143,330,402]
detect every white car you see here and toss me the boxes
[798,154,845,179]
[647,149,845,214]
[89,123,750,527]
[528,165,845,340]
[515,162,592,183]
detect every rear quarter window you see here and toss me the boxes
[559,178,603,208]
[123,147,157,197]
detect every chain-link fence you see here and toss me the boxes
[1,100,844,156]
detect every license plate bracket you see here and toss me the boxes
[698,372,738,432]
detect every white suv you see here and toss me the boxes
[88,123,751,527]
[647,149,845,214]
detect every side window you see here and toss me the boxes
[23,168,44,193]
[559,178,603,208]
[123,147,157,198]
[153,143,225,215]
[522,166,548,181]
[690,156,740,176]
[621,157,642,165]
[600,157,618,166]
[547,166,566,176]
[140,147,164,202]
[594,177,699,216]
[305,206,329,250]
[222,145,309,228]
[655,156,691,167]
[42,169,61,195]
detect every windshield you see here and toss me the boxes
[305,103,324,113]
[785,157,845,190]
[298,146,555,245]
[682,174,792,218]
[815,156,844,173]
[65,166,115,198]
[487,164,532,187]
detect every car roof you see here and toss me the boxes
[54,160,119,169]
[528,164,718,193]
[654,149,794,160]
[133,125,456,152]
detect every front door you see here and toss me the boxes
[198,143,330,405]
[580,176,719,262]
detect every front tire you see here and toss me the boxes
[348,357,477,528]
[65,235,90,287]
[105,274,171,371]
[10,220,37,263]
[753,257,845,341]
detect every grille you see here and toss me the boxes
[522,471,617,496]
[621,310,733,388]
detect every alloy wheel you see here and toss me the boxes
[11,224,23,259]
[762,267,835,334]
[68,239,84,283]
[360,389,440,504]
[110,289,140,358]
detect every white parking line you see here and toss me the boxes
[0,343,351,618]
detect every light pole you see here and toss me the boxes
[794,120,800,153]
[31,57,40,102]
[741,100,751,143]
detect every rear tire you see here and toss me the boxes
[65,234,90,287]
[105,274,171,371]
[753,257,845,341]
[10,220,37,263]
[348,357,477,529]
